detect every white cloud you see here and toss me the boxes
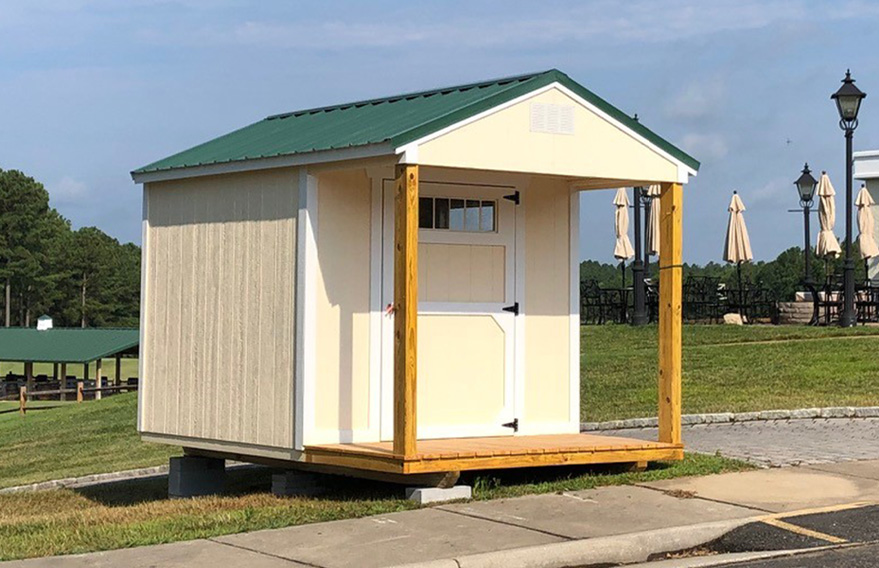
[681,133,728,160]
[132,0,879,51]
[665,78,727,120]
[49,176,89,204]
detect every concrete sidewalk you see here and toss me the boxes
[7,460,879,568]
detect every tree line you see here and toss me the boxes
[0,169,140,328]
[581,245,868,302]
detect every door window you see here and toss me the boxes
[418,197,496,232]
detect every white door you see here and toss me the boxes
[381,181,518,440]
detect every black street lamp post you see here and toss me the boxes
[795,163,820,325]
[631,187,647,325]
[795,163,818,285]
[832,70,867,327]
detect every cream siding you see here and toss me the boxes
[523,177,571,424]
[141,169,297,450]
[417,87,679,183]
[313,169,373,437]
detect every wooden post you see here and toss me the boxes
[658,182,683,445]
[19,386,26,415]
[81,363,88,402]
[94,359,102,400]
[393,163,419,458]
[53,363,58,385]
[60,363,67,401]
[25,362,33,401]
[115,354,122,387]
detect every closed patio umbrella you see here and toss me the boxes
[724,191,753,315]
[645,184,661,257]
[816,172,842,259]
[613,187,635,287]
[856,184,879,280]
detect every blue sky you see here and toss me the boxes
[1,0,878,264]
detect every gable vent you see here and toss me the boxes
[530,103,575,135]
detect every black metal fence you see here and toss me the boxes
[580,276,779,325]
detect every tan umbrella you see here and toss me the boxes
[856,184,879,260]
[723,192,753,264]
[816,172,842,258]
[724,191,752,316]
[645,184,661,257]
[613,187,635,261]
[613,187,634,288]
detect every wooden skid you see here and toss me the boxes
[305,434,683,475]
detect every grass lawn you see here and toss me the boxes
[583,324,879,421]
[0,452,749,561]
[0,393,178,490]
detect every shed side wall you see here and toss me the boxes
[523,177,572,427]
[141,169,297,450]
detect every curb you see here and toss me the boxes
[0,462,257,494]
[581,406,879,431]
[0,465,170,494]
[389,518,754,568]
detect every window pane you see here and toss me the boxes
[481,201,495,232]
[434,198,450,229]
[419,197,434,229]
[465,200,480,231]
[450,199,465,230]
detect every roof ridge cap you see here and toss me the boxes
[265,70,556,121]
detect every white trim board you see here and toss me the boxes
[569,189,581,430]
[293,170,318,450]
[395,81,698,182]
[136,187,150,433]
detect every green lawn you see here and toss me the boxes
[0,393,178,490]
[582,324,879,421]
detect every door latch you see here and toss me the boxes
[502,302,519,316]
[502,418,519,432]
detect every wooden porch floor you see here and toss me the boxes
[305,433,683,474]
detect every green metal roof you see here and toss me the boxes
[0,328,139,364]
[133,69,699,175]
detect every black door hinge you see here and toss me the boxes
[502,418,519,432]
[502,302,519,315]
[503,191,520,205]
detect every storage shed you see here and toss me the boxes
[131,69,698,481]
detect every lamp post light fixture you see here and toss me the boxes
[794,163,818,285]
[832,69,867,327]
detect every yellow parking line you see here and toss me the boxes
[761,517,848,544]
[766,501,876,520]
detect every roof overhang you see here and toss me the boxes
[854,150,879,181]
[131,142,394,184]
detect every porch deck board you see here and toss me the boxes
[305,433,683,474]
